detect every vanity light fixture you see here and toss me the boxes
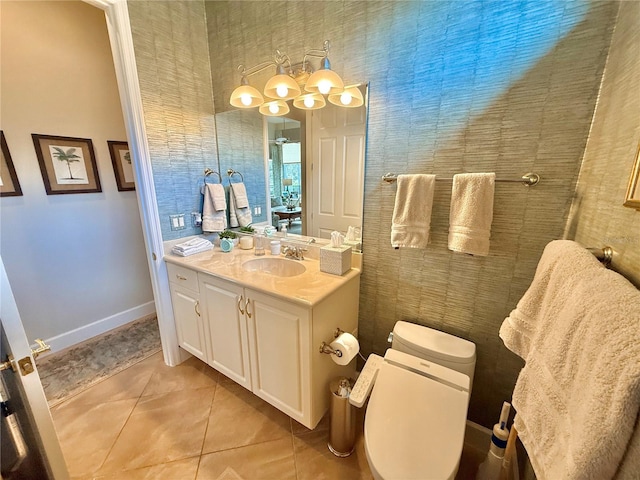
[230,40,353,116]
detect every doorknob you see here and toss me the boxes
[31,339,51,359]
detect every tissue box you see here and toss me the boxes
[320,245,352,275]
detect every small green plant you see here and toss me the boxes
[218,230,238,239]
[239,225,255,233]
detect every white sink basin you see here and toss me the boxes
[242,257,306,277]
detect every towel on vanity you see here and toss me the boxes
[229,182,252,228]
[202,183,227,232]
[499,240,640,480]
[448,173,495,256]
[171,237,213,256]
[390,174,436,249]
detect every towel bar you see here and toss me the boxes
[587,246,613,267]
[381,172,540,186]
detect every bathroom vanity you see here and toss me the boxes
[164,245,360,429]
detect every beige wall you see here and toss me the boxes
[0,1,153,343]
[566,1,640,287]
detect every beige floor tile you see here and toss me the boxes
[93,456,200,480]
[141,355,219,397]
[97,387,215,474]
[57,353,163,408]
[196,437,296,480]
[202,378,291,453]
[52,398,138,478]
[291,411,330,437]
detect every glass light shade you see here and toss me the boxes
[259,100,290,116]
[230,84,264,108]
[293,93,326,110]
[305,68,344,95]
[282,178,293,186]
[264,74,301,100]
[328,85,364,108]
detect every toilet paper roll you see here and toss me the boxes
[330,333,360,365]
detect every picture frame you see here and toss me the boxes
[107,140,135,191]
[623,141,640,210]
[0,131,23,197]
[32,134,101,195]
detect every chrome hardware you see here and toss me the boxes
[176,274,187,281]
[0,355,15,372]
[387,332,394,344]
[319,341,342,358]
[17,357,35,376]
[282,245,306,260]
[381,172,541,186]
[238,296,245,315]
[30,339,51,359]
[194,300,201,317]
[245,299,252,319]
[587,246,614,267]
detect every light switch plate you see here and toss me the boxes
[169,214,186,231]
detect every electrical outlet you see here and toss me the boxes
[169,214,186,231]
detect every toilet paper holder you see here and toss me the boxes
[319,328,346,357]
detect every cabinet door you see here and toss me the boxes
[246,289,311,425]
[198,274,252,390]
[170,284,207,362]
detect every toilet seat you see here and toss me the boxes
[364,362,469,480]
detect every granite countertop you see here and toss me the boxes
[164,246,360,308]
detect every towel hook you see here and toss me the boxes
[203,168,222,185]
[227,169,244,183]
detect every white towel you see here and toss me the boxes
[229,183,252,228]
[202,184,227,232]
[390,174,436,249]
[448,173,495,256]
[230,182,249,208]
[171,238,213,256]
[499,240,640,480]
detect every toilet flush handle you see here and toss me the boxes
[387,332,394,344]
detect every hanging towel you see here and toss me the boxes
[448,173,495,256]
[499,240,640,480]
[229,183,252,228]
[171,237,213,256]
[390,174,436,249]
[202,183,227,233]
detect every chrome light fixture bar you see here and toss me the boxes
[230,40,360,116]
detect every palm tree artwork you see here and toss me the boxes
[51,146,83,180]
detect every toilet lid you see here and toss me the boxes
[364,363,469,480]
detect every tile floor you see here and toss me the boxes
[51,352,484,479]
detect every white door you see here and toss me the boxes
[0,255,69,480]
[307,97,367,239]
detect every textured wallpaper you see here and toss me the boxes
[204,0,617,428]
[566,0,640,288]
[129,0,623,428]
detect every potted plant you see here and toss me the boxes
[218,229,239,246]
[239,225,255,235]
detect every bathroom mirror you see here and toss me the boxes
[623,141,640,210]
[213,85,368,252]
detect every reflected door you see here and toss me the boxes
[307,101,366,239]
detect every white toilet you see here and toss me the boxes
[363,321,476,480]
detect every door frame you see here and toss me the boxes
[84,0,181,366]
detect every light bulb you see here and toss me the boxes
[269,103,279,114]
[240,93,252,106]
[318,80,332,95]
[340,92,352,105]
[276,85,288,98]
[304,96,315,108]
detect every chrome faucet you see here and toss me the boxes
[282,245,306,260]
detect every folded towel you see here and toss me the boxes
[229,183,252,228]
[499,240,640,480]
[448,173,495,256]
[230,182,249,209]
[390,174,436,249]
[202,184,227,232]
[171,238,213,256]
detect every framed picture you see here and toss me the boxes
[624,141,640,210]
[107,140,135,191]
[1,131,23,197]
[32,134,101,195]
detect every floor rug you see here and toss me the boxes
[37,315,161,407]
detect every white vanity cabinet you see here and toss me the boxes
[165,254,360,430]
[166,263,208,362]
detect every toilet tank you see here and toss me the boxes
[391,321,476,391]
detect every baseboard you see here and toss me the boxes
[37,301,156,353]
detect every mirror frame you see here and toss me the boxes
[623,141,640,210]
